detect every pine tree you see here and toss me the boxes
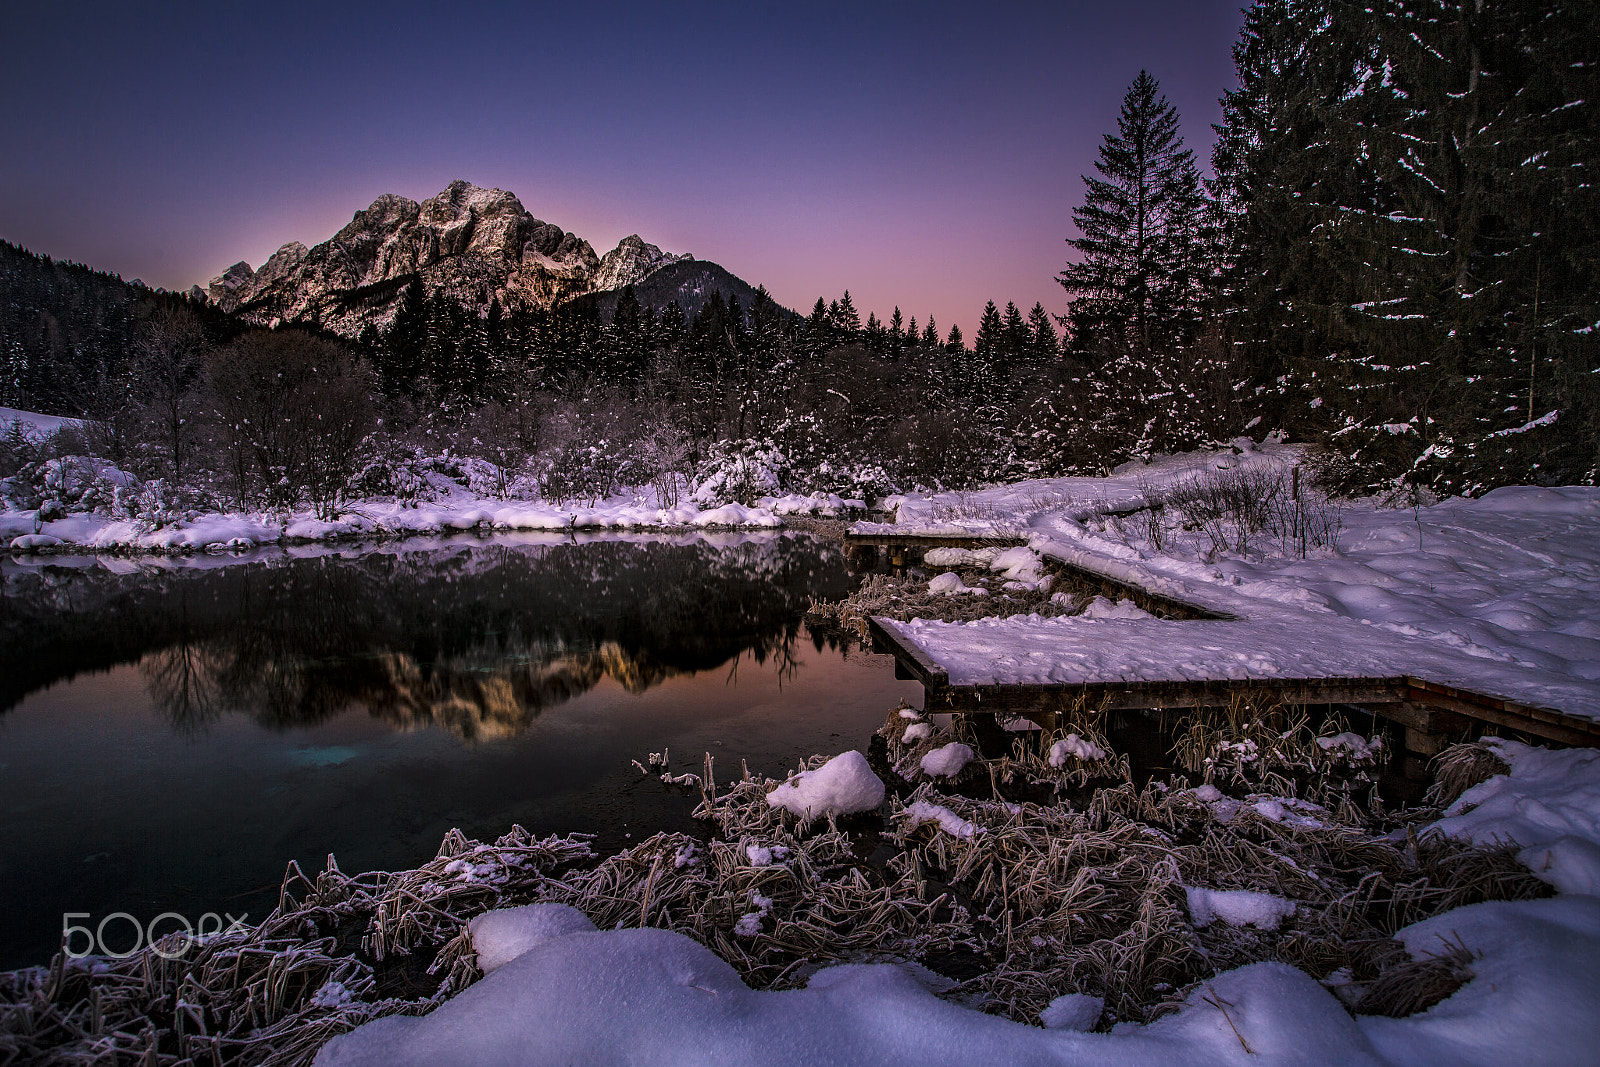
[1026,303,1058,360]
[832,291,862,341]
[382,278,428,395]
[1058,70,1208,358]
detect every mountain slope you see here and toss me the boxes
[580,258,788,322]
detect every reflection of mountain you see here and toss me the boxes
[0,536,848,739]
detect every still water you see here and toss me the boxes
[0,532,919,969]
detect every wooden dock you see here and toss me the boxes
[868,615,1600,754]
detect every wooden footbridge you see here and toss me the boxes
[868,547,1600,755]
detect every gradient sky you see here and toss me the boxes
[1,1,1245,336]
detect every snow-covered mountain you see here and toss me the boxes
[202,180,692,335]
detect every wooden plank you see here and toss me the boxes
[867,617,949,688]
[1403,682,1600,748]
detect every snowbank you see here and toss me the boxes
[765,751,884,821]
[1426,740,1600,895]
[902,800,979,839]
[314,924,1385,1066]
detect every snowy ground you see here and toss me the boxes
[317,741,1600,1067]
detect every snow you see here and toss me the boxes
[1316,732,1383,761]
[0,491,784,556]
[1039,993,1104,1031]
[902,722,933,743]
[1425,740,1600,895]
[765,751,885,821]
[1079,596,1154,620]
[919,742,975,778]
[1049,734,1108,765]
[759,492,864,517]
[343,903,1600,1067]
[1185,887,1298,931]
[871,482,1600,724]
[902,799,979,839]
[1356,896,1600,1067]
[469,904,597,974]
[928,571,987,596]
[0,404,80,436]
[315,924,1391,1066]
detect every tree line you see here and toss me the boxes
[4,0,1593,510]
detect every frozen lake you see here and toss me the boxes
[0,532,919,969]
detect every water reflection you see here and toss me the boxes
[1,534,848,739]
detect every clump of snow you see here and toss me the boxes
[765,751,885,821]
[309,979,357,1008]
[1079,595,1154,620]
[744,842,790,868]
[902,722,933,744]
[468,904,597,974]
[919,742,975,779]
[733,891,774,937]
[902,800,979,839]
[1426,740,1600,894]
[1315,732,1382,761]
[924,546,1001,568]
[1185,887,1298,931]
[928,571,987,596]
[1039,992,1103,1031]
[989,545,1051,591]
[1048,734,1108,766]
[897,708,923,720]
[1191,784,1225,802]
[1249,797,1327,829]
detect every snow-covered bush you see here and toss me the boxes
[692,440,787,507]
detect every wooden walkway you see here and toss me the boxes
[870,616,1600,752]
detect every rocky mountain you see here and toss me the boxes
[203,180,694,336]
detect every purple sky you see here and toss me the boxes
[1,2,1245,336]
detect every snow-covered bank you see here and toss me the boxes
[2,494,783,556]
[316,896,1600,1067]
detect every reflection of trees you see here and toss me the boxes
[38,536,850,741]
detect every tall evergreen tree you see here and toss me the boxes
[1057,70,1208,358]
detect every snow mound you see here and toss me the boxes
[1040,992,1103,1031]
[314,924,1389,1066]
[469,904,596,974]
[902,722,933,744]
[1426,740,1600,894]
[919,742,975,778]
[928,571,987,596]
[765,751,884,821]
[1080,595,1154,620]
[1186,887,1298,931]
[1048,734,1108,766]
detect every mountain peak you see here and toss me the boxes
[202,181,694,334]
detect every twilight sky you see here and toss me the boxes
[1,1,1245,336]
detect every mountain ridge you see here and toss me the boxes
[201,180,703,335]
